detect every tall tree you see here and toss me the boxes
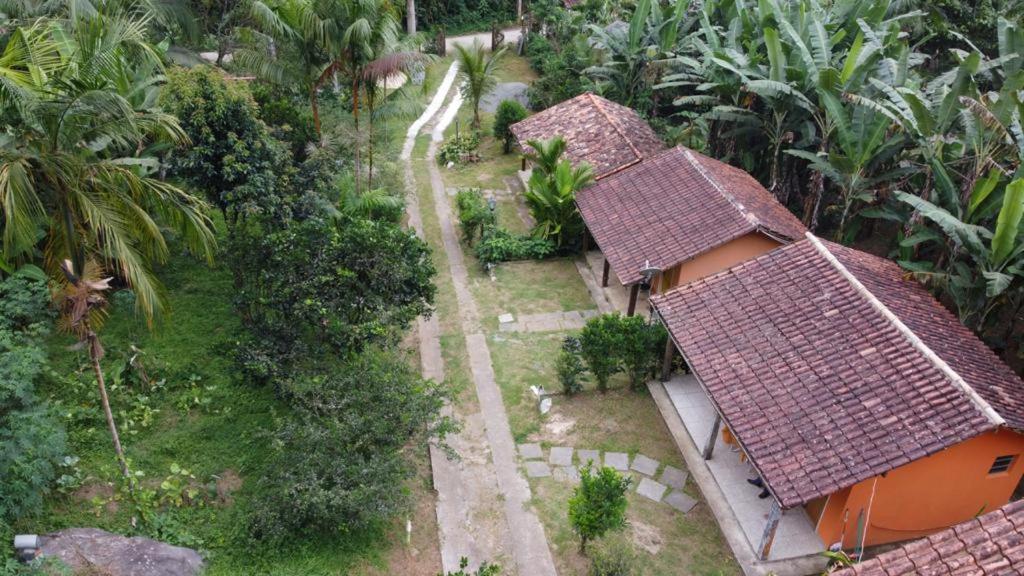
[0,15,216,320]
[454,39,506,128]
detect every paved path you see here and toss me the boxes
[423,66,558,576]
[404,63,513,573]
[446,28,523,52]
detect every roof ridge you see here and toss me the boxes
[682,149,760,229]
[805,233,1006,427]
[589,93,644,162]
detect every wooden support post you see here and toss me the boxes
[660,338,675,382]
[582,230,590,252]
[627,284,639,316]
[601,259,610,287]
[758,500,782,561]
[703,413,721,460]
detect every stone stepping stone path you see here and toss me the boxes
[498,310,600,333]
[518,443,543,460]
[525,461,551,478]
[660,465,688,490]
[630,454,660,476]
[636,477,668,502]
[549,446,573,466]
[604,452,630,471]
[516,446,699,515]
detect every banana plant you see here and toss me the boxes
[895,179,1024,331]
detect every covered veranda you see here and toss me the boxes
[652,374,828,575]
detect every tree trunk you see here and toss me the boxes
[353,78,362,194]
[88,329,134,505]
[311,85,322,140]
[407,0,416,34]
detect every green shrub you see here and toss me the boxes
[493,100,528,153]
[0,270,67,523]
[577,314,665,392]
[455,188,497,244]
[569,465,631,553]
[556,336,587,395]
[475,228,556,266]
[438,131,481,166]
[578,314,626,392]
[619,317,667,391]
[247,347,453,546]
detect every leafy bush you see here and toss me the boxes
[493,99,528,153]
[416,0,515,35]
[526,35,593,110]
[0,271,67,523]
[569,465,631,553]
[577,314,625,392]
[588,539,637,576]
[577,314,665,392]
[247,348,453,546]
[250,81,317,162]
[440,558,502,576]
[619,318,667,391]
[455,188,497,244]
[556,336,587,395]
[235,216,436,369]
[162,66,293,228]
[475,227,556,266]
[438,131,481,165]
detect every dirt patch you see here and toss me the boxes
[630,519,664,555]
[72,483,118,515]
[215,469,243,506]
[542,412,576,443]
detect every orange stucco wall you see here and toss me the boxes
[652,232,782,294]
[814,428,1024,550]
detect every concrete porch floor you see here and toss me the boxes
[651,374,828,576]
[583,249,651,316]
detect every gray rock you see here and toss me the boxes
[664,490,698,513]
[604,452,630,471]
[636,478,668,502]
[518,443,543,460]
[631,454,660,477]
[498,313,515,324]
[39,528,203,576]
[659,465,688,490]
[525,461,552,478]
[549,446,574,467]
[539,397,552,414]
[577,449,601,468]
[480,82,529,113]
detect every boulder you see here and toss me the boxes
[38,528,203,576]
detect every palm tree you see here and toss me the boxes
[52,259,134,495]
[454,39,507,128]
[525,157,595,248]
[0,14,216,320]
[525,136,568,176]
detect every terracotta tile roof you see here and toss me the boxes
[575,146,807,285]
[652,236,1024,508]
[508,92,665,180]
[834,500,1024,575]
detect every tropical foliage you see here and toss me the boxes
[454,39,507,128]
[524,137,594,248]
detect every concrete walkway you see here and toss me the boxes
[445,28,522,52]
[405,62,556,575]
[425,68,558,576]
[405,63,513,573]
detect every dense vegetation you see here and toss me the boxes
[523,0,1024,367]
[0,0,447,571]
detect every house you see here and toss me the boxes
[833,499,1024,575]
[576,145,806,314]
[508,92,664,181]
[650,234,1024,564]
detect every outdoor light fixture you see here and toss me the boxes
[487,198,497,212]
[639,259,662,291]
[13,535,40,563]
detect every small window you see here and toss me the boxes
[989,455,1017,475]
